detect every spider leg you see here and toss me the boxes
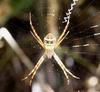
[29,13,45,48]
[56,0,78,48]
[55,31,69,48]
[22,54,45,84]
[53,52,70,84]
[56,17,70,48]
[30,31,44,48]
[53,52,79,79]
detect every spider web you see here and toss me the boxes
[1,0,99,92]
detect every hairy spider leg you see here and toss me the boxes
[53,52,79,79]
[29,13,45,48]
[22,55,45,83]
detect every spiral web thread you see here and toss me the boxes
[63,0,78,23]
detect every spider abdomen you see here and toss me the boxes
[44,33,56,50]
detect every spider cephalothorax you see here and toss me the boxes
[23,0,79,85]
[44,33,56,58]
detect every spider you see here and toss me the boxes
[23,0,80,85]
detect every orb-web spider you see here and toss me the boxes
[23,0,80,85]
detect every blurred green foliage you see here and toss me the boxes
[11,0,33,15]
